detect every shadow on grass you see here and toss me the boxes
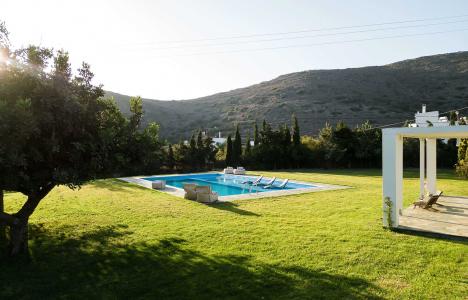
[0,225,383,299]
[258,168,462,179]
[393,227,468,244]
[88,179,151,193]
[209,202,260,216]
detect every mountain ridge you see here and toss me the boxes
[107,51,468,141]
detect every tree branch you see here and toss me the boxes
[16,184,55,221]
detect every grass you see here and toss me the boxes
[1,169,467,299]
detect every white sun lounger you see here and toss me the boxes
[264,179,288,189]
[242,175,263,185]
[256,177,276,187]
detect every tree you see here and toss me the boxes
[449,111,458,125]
[129,96,143,132]
[253,122,259,146]
[0,22,7,244]
[459,139,468,163]
[245,131,252,156]
[225,135,233,167]
[292,114,301,147]
[233,125,242,166]
[167,144,175,170]
[0,36,145,257]
[174,140,189,170]
[279,124,292,168]
[189,134,197,169]
[197,130,204,168]
[202,135,217,168]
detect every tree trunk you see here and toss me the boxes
[0,190,5,245]
[0,184,55,258]
[8,218,29,257]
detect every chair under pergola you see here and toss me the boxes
[382,126,468,238]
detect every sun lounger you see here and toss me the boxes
[196,185,218,203]
[256,177,276,187]
[233,167,246,175]
[183,183,198,200]
[264,179,289,189]
[242,175,263,185]
[413,191,443,209]
[223,167,234,174]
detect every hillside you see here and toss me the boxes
[108,51,468,141]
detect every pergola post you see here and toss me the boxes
[426,138,437,195]
[382,132,403,227]
[419,138,425,199]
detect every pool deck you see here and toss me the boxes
[119,172,350,201]
[398,195,468,239]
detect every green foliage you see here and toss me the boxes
[292,114,300,146]
[384,197,393,228]
[109,52,468,142]
[225,135,233,167]
[253,122,259,146]
[456,138,468,179]
[167,144,175,170]
[171,132,218,171]
[232,125,242,166]
[458,139,468,163]
[0,29,164,255]
[449,111,458,125]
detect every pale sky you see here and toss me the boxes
[2,0,468,100]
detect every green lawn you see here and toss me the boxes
[1,169,467,299]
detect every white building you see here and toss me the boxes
[410,104,450,128]
[212,132,227,146]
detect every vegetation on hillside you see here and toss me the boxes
[108,51,468,141]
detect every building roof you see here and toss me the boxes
[382,126,468,139]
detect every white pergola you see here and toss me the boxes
[382,126,468,227]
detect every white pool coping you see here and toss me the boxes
[118,172,350,201]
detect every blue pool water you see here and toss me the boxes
[143,173,316,196]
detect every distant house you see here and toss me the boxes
[409,104,465,145]
[212,132,227,146]
[410,104,450,128]
[184,131,254,147]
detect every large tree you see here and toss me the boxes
[292,113,301,147]
[232,125,242,166]
[0,30,140,257]
[225,135,233,167]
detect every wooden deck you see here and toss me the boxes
[398,196,468,239]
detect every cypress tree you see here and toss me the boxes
[167,144,175,170]
[253,122,259,146]
[283,124,292,146]
[245,131,252,155]
[449,111,457,125]
[225,135,233,167]
[197,130,203,148]
[189,134,197,169]
[196,130,204,167]
[292,114,301,146]
[233,125,242,166]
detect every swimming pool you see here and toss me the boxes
[142,173,317,196]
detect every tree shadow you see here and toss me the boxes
[255,168,463,181]
[87,179,151,193]
[393,227,468,244]
[208,202,260,216]
[0,225,383,299]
